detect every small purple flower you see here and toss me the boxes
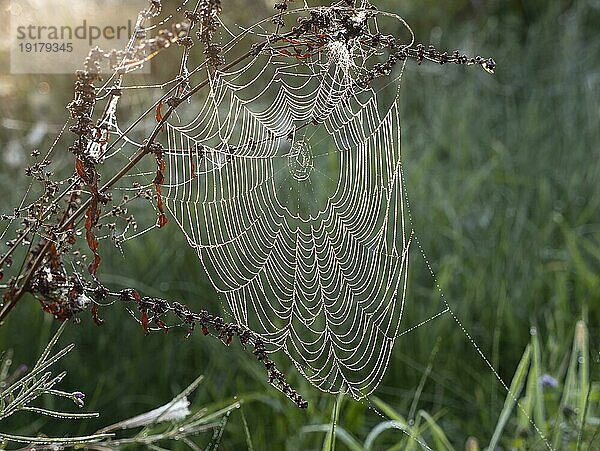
[71,391,86,408]
[540,374,558,389]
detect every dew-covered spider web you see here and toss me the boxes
[0,0,559,447]
[157,9,411,400]
[84,1,530,416]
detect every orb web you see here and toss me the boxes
[158,8,412,398]
[0,2,555,447]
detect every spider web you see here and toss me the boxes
[67,10,551,446]
[0,1,557,448]
[145,7,412,399]
[74,7,551,446]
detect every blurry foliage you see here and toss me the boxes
[0,0,599,449]
[0,326,239,449]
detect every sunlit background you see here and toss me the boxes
[0,0,598,449]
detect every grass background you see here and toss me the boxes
[0,0,598,449]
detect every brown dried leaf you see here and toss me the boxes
[141,310,150,335]
[92,304,104,326]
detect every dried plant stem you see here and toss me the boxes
[0,432,114,446]
[0,37,279,323]
[109,287,308,408]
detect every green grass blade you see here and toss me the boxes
[488,344,531,450]
[240,404,254,451]
[367,395,416,449]
[408,338,440,421]
[575,321,589,425]
[404,415,422,451]
[300,425,363,451]
[575,320,590,451]
[417,410,454,451]
[554,320,590,448]
[369,395,408,423]
[563,229,599,291]
[322,391,344,451]
[530,327,546,434]
[364,420,413,451]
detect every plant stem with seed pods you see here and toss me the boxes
[0,38,277,323]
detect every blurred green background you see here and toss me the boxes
[0,0,598,449]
